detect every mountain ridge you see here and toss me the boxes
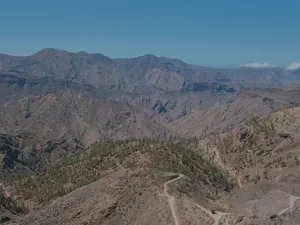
[1,48,299,94]
[1,48,300,124]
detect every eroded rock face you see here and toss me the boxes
[0,133,85,172]
[0,135,22,169]
[0,89,172,149]
[169,87,300,139]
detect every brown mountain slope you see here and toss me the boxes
[201,106,300,186]
[5,108,300,225]
[111,90,235,124]
[0,49,132,92]
[4,104,300,224]
[0,90,171,147]
[169,87,300,138]
[16,169,176,225]
[0,70,113,104]
[0,133,84,172]
[2,140,235,224]
[0,69,235,124]
[0,90,173,172]
[194,106,300,224]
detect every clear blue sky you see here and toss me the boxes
[0,0,299,67]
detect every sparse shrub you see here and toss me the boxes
[3,139,236,204]
[0,193,27,213]
[295,156,300,166]
[254,173,261,184]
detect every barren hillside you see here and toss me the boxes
[0,90,171,147]
[193,106,300,224]
[1,104,300,224]
[170,87,300,138]
[1,139,235,224]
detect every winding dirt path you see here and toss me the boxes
[163,174,233,225]
[278,194,300,216]
[191,202,232,225]
[163,174,184,225]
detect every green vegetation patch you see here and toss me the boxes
[2,139,236,204]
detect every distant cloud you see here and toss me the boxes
[241,63,277,69]
[286,62,300,70]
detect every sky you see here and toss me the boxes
[0,0,300,68]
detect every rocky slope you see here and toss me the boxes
[0,49,131,91]
[111,90,235,124]
[169,87,300,138]
[0,90,174,173]
[0,90,171,147]
[1,86,300,173]
[0,133,84,172]
[3,103,300,224]
[193,105,300,224]
[0,70,113,104]
[1,139,234,224]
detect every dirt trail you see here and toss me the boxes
[163,174,184,225]
[278,194,300,216]
[163,174,233,225]
[191,202,232,225]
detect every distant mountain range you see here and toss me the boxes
[1,48,300,123]
[1,48,300,96]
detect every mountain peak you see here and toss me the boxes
[141,54,156,58]
[31,48,71,58]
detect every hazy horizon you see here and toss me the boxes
[1,0,299,68]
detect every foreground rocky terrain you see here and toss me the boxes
[194,106,300,224]
[0,96,300,224]
[0,139,234,224]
